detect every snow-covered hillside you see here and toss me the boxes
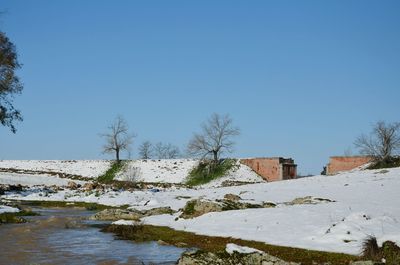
[143,168,400,255]
[115,159,263,184]
[0,172,86,186]
[1,159,399,255]
[115,159,198,183]
[0,160,111,179]
[0,159,264,185]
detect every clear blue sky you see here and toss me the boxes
[0,1,399,174]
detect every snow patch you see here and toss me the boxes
[112,220,138,226]
[226,243,263,254]
[0,205,20,214]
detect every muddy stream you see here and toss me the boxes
[0,207,186,265]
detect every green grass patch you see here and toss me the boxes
[102,224,360,265]
[98,161,126,184]
[368,157,400,170]
[186,159,237,186]
[0,210,39,224]
[181,200,196,216]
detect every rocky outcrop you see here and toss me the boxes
[177,250,299,265]
[285,196,335,205]
[180,198,276,219]
[180,199,223,219]
[89,208,141,221]
[90,206,175,221]
[224,193,241,201]
[0,184,23,193]
[67,181,80,190]
[83,182,96,191]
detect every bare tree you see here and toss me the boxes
[138,141,153,159]
[165,143,180,159]
[100,115,135,163]
[154,142,180,159]
[354,121,400,162]
[187,113,240,164]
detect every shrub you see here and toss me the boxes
[361,236,381,261]
[119,163,141,182]
[186,159,237,186]
[381,241,400,265]
[368,156,400,170]
[361,236,400,264]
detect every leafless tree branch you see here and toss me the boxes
[354,121,400,161]
[187,113,240,163]
[138,141,153,159]
[100,115,136,163]
[154,142,181,159]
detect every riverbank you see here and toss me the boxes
[102,223,360,265]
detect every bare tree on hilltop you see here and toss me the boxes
[354,121,400,162]
[100,115,135,163]
[187,113,240,164]
[154,142,180,159]
[138,141,153,159]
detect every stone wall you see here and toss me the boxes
[326,156,372,175]
[241,158,297,182]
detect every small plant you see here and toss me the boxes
[181,200,196,216]
[186,159,237,186]
[98,161,126,183]
[120,164,141,182]
[361,236,381,261]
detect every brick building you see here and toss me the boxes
[326,156,373,175]
[240,157,297,182]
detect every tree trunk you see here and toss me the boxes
[116,149,120,164]
[213,150,218,164]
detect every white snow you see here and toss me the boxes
[115,159,198,183]
[112,220,138,226]
[141,168,400,255]
[0,160,111,179]
[0,172,86,186]
[0,205,20,214]
[226,243,263,254]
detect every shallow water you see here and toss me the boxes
[0,207,186,265]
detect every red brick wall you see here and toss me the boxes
[282,164,297,180]
[326,156,372,175]
[240,158,282,182]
